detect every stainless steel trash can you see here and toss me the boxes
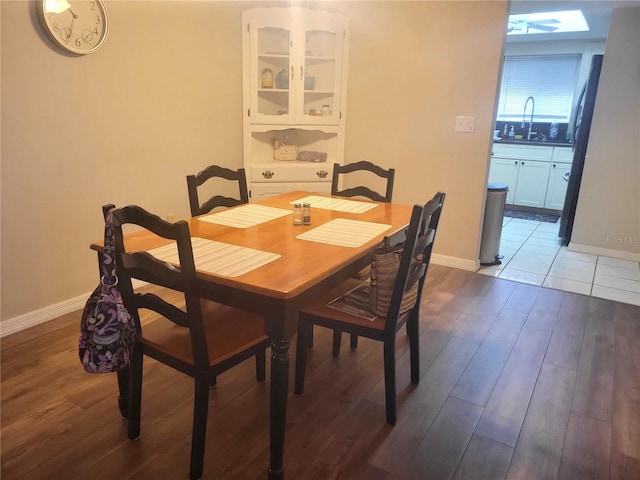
[480,182,508,266]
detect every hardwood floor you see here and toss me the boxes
[2,265,639,479]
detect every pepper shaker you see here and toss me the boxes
[302,203,311,225]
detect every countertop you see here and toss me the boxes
[493,138,573,148]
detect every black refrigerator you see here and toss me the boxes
[559,54,604,245]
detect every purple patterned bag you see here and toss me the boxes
[79,208,136,373]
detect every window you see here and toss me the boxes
[496,54,580,122]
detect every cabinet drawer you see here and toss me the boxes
[251,163,332,183]
[552,147,574,163]
[250,183,294,200]
[493,143,553,161]
[250,181,331,200]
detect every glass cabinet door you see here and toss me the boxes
[249,18,294,124]
[247,12,346,126]
[298,18,344,126]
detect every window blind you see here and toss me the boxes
[496,54,580,122]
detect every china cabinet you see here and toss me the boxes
[242,7,349,198]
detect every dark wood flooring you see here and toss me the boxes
[2,265,639,479]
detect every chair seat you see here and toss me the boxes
[300,278,388,333]
[140,300,268,367]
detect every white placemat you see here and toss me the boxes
[198,204,291,228]
[291,195,378,214]
[146,237,280,277]
[296,218,391,248]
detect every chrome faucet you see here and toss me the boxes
[522,96,535,140]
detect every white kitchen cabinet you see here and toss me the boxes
[513,160,551,208]
[544,147,573,210]
[490,143,553,208]
[489,157,550,208]
[492,143,553,162]
[552,146,574,163]
[488,157,519,204]
[545,162,572,210]
[242,7,349,199]
[490,143,573,210]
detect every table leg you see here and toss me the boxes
[268,339,289,480]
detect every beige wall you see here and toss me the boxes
[339,1,507,264]
[571,6,640,257]
[2,0,250,322]
[1,1,508,324]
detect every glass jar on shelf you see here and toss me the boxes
[261,68,273,88]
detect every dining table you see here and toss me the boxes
[90,190,413,479]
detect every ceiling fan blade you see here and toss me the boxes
[529,23,559,32]
[530,18,561,24]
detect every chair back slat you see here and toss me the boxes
[336,186,388,203]
[331,161,395,203]
[135,292,190,328]
[187,165,249,216]
[119,251,185,291]
[405,263,427,292]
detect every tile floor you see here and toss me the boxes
[478,216,640,306]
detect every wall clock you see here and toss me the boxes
[37,0,109,55]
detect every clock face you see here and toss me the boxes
[37,0,109,55]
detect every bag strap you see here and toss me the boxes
[101,208,118,287]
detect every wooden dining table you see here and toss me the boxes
[90,190,413,479]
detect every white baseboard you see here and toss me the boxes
[568,243,640,263]
[0,279,148,339]
[431,253,479,272]
[0,292,89,338]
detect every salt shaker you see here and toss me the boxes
[302,203,311,225]
[293,203,303,225]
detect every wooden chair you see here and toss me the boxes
[331,160,395,203]
[294,192,445,425]
[106,203,270,480]
[325,160,396,350]
[186,165,249,216]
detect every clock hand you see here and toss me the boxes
[64,9,78,44]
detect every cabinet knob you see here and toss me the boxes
[553,164,557,167]
[261,170,275,179]
[316,170,329,179]
[514,161,518,165]
[521,161,525,165]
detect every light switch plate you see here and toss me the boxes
[455,116,466,132]
[465,116,475,132]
